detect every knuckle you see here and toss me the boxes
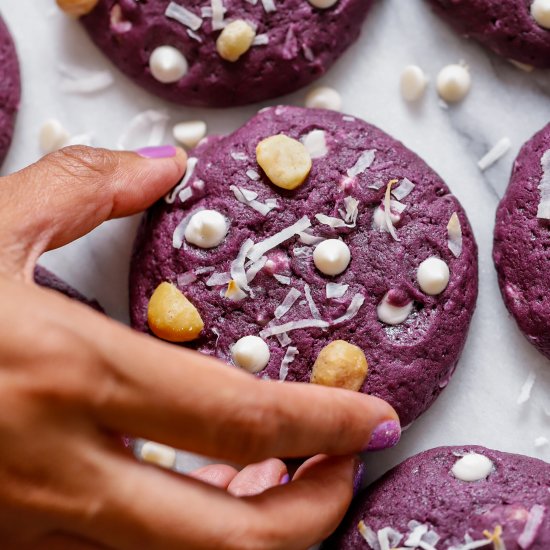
[46,146,120,183]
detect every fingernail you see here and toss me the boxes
[353,459,366,497]
[364,420,401,452]
[279,473,290,485]
[136,145,178,159]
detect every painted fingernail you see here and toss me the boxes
[136,145,178,159]
[364,420,401,452]
[279,473,290,485]
[353,460,366,497]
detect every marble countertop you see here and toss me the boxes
[1,0,549,485]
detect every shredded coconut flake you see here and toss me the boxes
[165,2,203,31]
[477,137,511,171]
[384,180,400,241]
[273,274,291,285]
[358,521,380,549]
[518,506,545,549]
[178,186,193,204]
[231,239,254,292]
[247,216,311,262]
[187,29,203,42]
[231,151,248,161]
[260,0,276,12]
[447,212,463,257]
[326,282,349,299]
[298,230,324,245]
[338,196,360,225]
[211,0,226,29]
[260,319,329,338]
[279,346,298,381]
[253,33,269,46]
[206,272,231,286]
[274,288,301,319]
[316,213,356,229]
[230,185,278,215]
[537,149,550,219]
[59,64,114,94]
[392,178,415,200]
[166,157,199,204]
[347,149,376,178]
[276,332,291,347]
[304,284,322,320]
[117,109,169,151]
[301,129,328,159]
[225,280,247,301]
[246,169,260,181]
[246,256,267,283]
[333,293,365,324]
[177,271,197,286]
[517,370,537,405]
[377,527,403,550]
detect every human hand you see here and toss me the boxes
[0,145,399,550]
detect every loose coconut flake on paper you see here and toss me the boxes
[59,64,114,94]
[117,110,169,151]
[477,137,511,172]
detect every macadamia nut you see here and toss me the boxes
[147,282,204,342]
[216,20,256,62]
[311,340,368,391]
[56,0,98,16]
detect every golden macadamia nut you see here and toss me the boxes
[311,340,368,391]
[216,20,256,62]
[56,0,99,16]
[147,282,204,342]
[256,135,312,190]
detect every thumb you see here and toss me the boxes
[0,145,187,277]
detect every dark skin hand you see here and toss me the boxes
[0,146,399,549]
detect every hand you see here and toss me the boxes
[0,146,399,550]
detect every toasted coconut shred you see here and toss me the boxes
[537,149,550,219]
[447,212,463,257]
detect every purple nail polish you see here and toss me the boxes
[279,473,290,485]
[365,420,401,452]
[136,145,178,159]
[353,460,366,497]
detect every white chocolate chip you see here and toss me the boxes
[140,441,177,469]
[400,65,428,102]
[184,210,228,248]
[232,335,270,373]
[39,119,71,154]
[308,0,339,8]
[436,64,471,103]
[216,19,256,62]
[305,86,342,111]
[173,120,207,149]
[451,453,493,482]
[149,46,188,83]
[377,292,413,325]
[313,239,351,276]
[532,0,550,28]
[417,257,450,295]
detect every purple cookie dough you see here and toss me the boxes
[80,0,372,107]
[426,0,550,68]
[0,14,20,167]
[494,123,550,360]
[34,265,103,312]
[129,106,478,427]
[323,446,550,550]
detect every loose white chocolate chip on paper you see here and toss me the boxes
[417,257,450,295]
[436,63,471,103]
[39,119,71,154]
[173,120,207,148]
[313,239,351,276]
[451,453,493,482]
[531,0,550,29]
[216,20,256,62]
[232,335,271,373]
[184,210,228,248]
[149,46,188,83]
[305,86,342,111]
[256,135,312,190]
[311,340,368,391]
[140,441,177,469]
[400,65,428,102]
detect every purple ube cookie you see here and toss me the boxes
[0,14,20,167]
[426,0,550,69]
[130,106,478,427]
[34,265,103,312]
[323,446,550,550]
[80,0,372,107]
[493,123,550,360]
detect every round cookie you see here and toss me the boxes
[78,0,372,107]
[426,0,550,69]
[493,123,550,359]
[34,265,103,312]
[322,446,550,549]
[129,106,478,427]
[0,14,20,167]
